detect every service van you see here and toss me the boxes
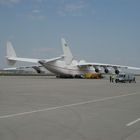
[115,73,136,83]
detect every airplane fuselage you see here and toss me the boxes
[40,60,95,77]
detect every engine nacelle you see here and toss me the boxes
[95,68,99,73]
[115,69,120,75]
[104,68,109,73]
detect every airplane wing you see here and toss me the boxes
[77,62,140,69]
[77,62,128,69]
[76,62,140,74]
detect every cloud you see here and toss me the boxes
[28,14,46,21]
[64,3,85,12]
[57,0,89,16]
[26,0,46,20]
[32,9,40,14]
[28,9,46,20]
[0,0,44,6]
[0,0,21,5]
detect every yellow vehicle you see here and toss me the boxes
[84,73,102,79]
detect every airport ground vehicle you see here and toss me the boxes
[115,73,136,83]
[83,73,103,79]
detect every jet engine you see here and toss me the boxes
[95,68,100,73]
[104,68,109,73]
[115,69,120,75]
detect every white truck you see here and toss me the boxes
[115,73,136,83]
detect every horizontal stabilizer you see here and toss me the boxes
[6,41,40,64]
[6,57,40,63]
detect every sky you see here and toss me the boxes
[0,0,140,68]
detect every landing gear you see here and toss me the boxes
[56,75,74,78]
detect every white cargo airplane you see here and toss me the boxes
[6,38,140,77]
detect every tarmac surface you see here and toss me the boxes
[0,76,140,140]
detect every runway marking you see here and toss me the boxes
[126,118,140,127]
[0,92,138,119]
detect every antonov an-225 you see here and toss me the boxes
[6,38,140,77]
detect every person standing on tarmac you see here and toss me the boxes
[112,75,115,83]
[110,75,112,83]
[134,77,136,83]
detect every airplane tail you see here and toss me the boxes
[6,41,39,64]
[61,38,73,65]
[6,41,17,65]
